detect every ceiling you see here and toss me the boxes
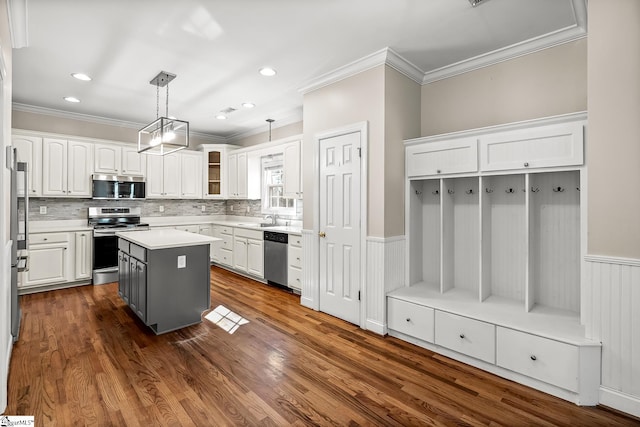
[10,0,586,141]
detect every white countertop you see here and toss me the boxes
[116,229,221,250]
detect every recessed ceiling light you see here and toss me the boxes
[64,96,80,103]
[259,67,277,77]
[215,114,227,120]
[241,102,255,109]
[71,73,92,81]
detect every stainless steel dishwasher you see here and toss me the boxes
[264,231,288,287]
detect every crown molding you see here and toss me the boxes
[298,47,424,95]
[7,0,28,48]
[226,107,304,143]
[422,0,587,84]
[12,102,226,143]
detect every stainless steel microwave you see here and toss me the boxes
[92,175,146,199]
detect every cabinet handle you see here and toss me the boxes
[296,257,300,261]
[406,318,411,322]
[437,169,441,174]
[459,333,465,339]
[524,162,529,167]
[530,355,537,361]
[43,238,48,241]
[296,278,300,282]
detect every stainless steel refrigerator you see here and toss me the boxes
[8,146,29,341]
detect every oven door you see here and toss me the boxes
[93,231,119,284]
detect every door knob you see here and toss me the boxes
[318,232,326,238]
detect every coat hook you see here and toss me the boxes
[530,187,540,193]
[552,186,565,193]
[448,189,455,195]
[505,188,515,194]
[415,190,422,195]
[485,188,493,193]
[465,189,474,195]
[432,190,439,195]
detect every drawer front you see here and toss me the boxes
[130,243,146,262]
[288,245,302,269]
[479,121,584,171]
[30,232,70,245]
[118,238,130,253]
[288,266,302,290]
[220,234,234,250]
[496,327,579,392]
[220,226,233,235]
[234,227,263,240]
[219,249,233,267]
[407,137,478,177]
[289,234,302,247]
[435,311,495,363]
[388,298,435,343]
[176,225,199,233]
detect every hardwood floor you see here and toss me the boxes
[5,266,639,426]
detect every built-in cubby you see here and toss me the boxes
[391,113,600,406]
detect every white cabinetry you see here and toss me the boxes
[42,138,93,197]
[218,226,234,267]
[11,134,42,196]
[227,152,247,198]
[94,143,146,176]
[145,152,181,198]
[201,145,230,198]
[287,234,302,291]
[74,231,92,280]
[391,113,600,406]
[180,151,203,199]
[283,140,302,198]
[233,227,263,278]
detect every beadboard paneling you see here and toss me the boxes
[585,256,640,417]
[366,236,405,334]
[301,229,318,310]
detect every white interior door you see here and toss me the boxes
[319,131,361,325]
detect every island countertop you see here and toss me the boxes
[115,229,221,250]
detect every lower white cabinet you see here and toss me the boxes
[233,227,263,278]
[218,226,234,267]
[20,230,92,292]
[287,234,302,291]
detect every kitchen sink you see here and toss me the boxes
[236,223,273,228]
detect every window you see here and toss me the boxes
[262,154,295,214]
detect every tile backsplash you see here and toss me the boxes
[24,198,302,222]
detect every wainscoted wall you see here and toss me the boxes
[584,255,640,417]
[365,236,405,335]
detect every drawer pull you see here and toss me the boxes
[406,318,411,322]
[530,355,537,361]
[436,169,441,174]
[459,333,465,339]
[524,162,530,167]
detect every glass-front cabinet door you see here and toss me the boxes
[200,145,228,198]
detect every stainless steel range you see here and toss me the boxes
[89,207,149,284]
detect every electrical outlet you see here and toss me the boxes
[39,206,47,214]
[230,205,234,211]
[246,206,250,213]
[159,205,164,213]
[201,205,206,212]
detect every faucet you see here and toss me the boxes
[264,214,277,225]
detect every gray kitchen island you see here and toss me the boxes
[116,229,219,334]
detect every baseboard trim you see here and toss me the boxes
[584,254,640,267]
[599,387,640,418]
[365,319,386,336]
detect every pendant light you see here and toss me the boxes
[138,71,189,156]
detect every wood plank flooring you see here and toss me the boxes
[5,266,639,426]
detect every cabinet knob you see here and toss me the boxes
[524,162,529,167]
[406,318,411,322]
[43,238,48,241]
[530,355,537,361]
[437,169,441,174]
[32,190,36,193]
[459,333,465,339]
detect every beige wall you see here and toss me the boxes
[231,121,303,147]
[12,109,215,148]
[384,67,421,236]
[302,66,385,234]
[421,39,587,136]
[588,0,640,259]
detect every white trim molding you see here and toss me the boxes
[300,229,317,310]
[365,235,405,335]
[7,0,29,49]
[584,255,640,417]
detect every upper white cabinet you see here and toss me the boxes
[94,143,146,176]
[42,138,93,197]
[227,151,247,199]
[146,152,181,198]
[479,121,584,172]
[406,137,478,178]
[201,144,230,199]
[283,140,302,198]
[180,151,203,199]
[11,134,42,196]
